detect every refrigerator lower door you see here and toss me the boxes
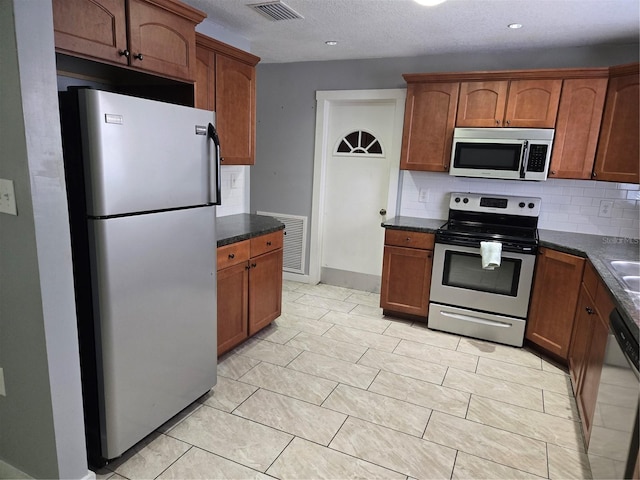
[88,206,217,460]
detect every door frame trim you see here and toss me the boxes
[309,89,406,285]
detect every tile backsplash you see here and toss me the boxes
[399,171,640,239]
[217,165,250,217]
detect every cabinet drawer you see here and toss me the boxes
[217,240,250,270]
[583,261,599,299]
[251,230,283,257]
[384,229,434,250]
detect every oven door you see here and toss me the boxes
[429,243,536,319]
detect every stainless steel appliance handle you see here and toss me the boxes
[207,123,222,206]
[519,140,529,179]
[441,311,513,328]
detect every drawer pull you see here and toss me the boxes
[586,307,594,315]
[266,241,272,246]
[228,253,235,259]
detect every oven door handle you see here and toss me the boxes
[441,311,513,328]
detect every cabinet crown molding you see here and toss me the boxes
[403,66,612,83]
[196,33,261,66]
[145,0,207,23]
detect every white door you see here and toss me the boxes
[310,90,406,292]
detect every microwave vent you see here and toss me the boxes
[249,1,304,21]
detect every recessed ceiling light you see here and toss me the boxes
[508,23,523,29]
[414,0,447,6]
[325,41,338,46]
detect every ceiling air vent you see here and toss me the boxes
[249,1,303,21]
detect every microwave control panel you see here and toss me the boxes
[526,144,549,172]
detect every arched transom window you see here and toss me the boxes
[335,130,383,156]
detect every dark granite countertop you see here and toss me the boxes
[382,216,640,342]
[217,213,284,247]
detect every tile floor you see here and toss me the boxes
[95,281,593,480]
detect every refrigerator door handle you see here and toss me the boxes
[207,123,222,206]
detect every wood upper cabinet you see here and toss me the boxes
[52,0,206,82]
[380,229,435,318]
[400,82,459,171]
[196,34,260,165]
[549,77,608,179]
[457,79,562,128]
[525,247,585,361]
[593,63,640,183]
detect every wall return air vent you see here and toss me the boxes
[249,1,304,21]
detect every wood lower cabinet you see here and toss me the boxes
[217,261,249,355]
[457,79,562,128]
[52,0,206,82]
[216,230,283,355]
[549,77,608,179]
[568,260,614,448]
[400,82,459,172]
[380,229,434,318]
[195,34,260,165]
[525,248,585,361]
[593,63,640,183]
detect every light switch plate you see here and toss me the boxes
[0,178,17,216]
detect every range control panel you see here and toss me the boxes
[449,192,541,217]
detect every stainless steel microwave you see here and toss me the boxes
[449,128,554,181]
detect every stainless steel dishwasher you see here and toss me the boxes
[587,309,639,479]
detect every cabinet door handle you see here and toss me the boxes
[495,119,500,126]
[228,253,235,259]
[266,241,272,246]
[505,119,511,126]
[251,263,257,268]
[586,307,595,315]
[245,264,251,270]
[118,49,130,58]
[133,52,143,61]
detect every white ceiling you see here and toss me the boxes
[183,0,640,63]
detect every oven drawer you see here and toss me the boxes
[385,229,435,249]
[428,303,527,347]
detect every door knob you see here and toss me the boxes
[379,209,387,215]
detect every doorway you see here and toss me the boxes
[309,89,406,292]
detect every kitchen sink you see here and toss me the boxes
[608,260,640,294]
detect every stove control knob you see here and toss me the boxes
[528,202,535,209]
[463,198,469,204]
[519,202,525,208]
[454,197,461,203]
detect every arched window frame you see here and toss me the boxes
[334,129,384,157]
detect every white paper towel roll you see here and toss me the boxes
[480,241,502,270]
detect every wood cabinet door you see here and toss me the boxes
[215,54,256,165]
[52,0,129,65]
[217,262,249,356]
[549,77,608,179]
[525,248,585,360]
[593,67,640,183]
[127,0,197,81]
[248,248,283,335]
[504,79,562,128]
[568,284,594,394]
[400,83,459,171]
[457,81,509,127]
[195,44,215,111]
[576,307,609,447]
[380,245,432,317]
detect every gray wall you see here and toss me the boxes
[251,44,639,275]
[0,1,88,478]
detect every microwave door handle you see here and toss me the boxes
[519,140,529,178]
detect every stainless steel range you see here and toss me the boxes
[428,192,541,347]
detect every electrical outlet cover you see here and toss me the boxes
[0,178,17,216]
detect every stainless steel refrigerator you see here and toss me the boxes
[60,89,220,467]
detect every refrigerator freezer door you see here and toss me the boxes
[88,206,217,459]
[79,90,216,217]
